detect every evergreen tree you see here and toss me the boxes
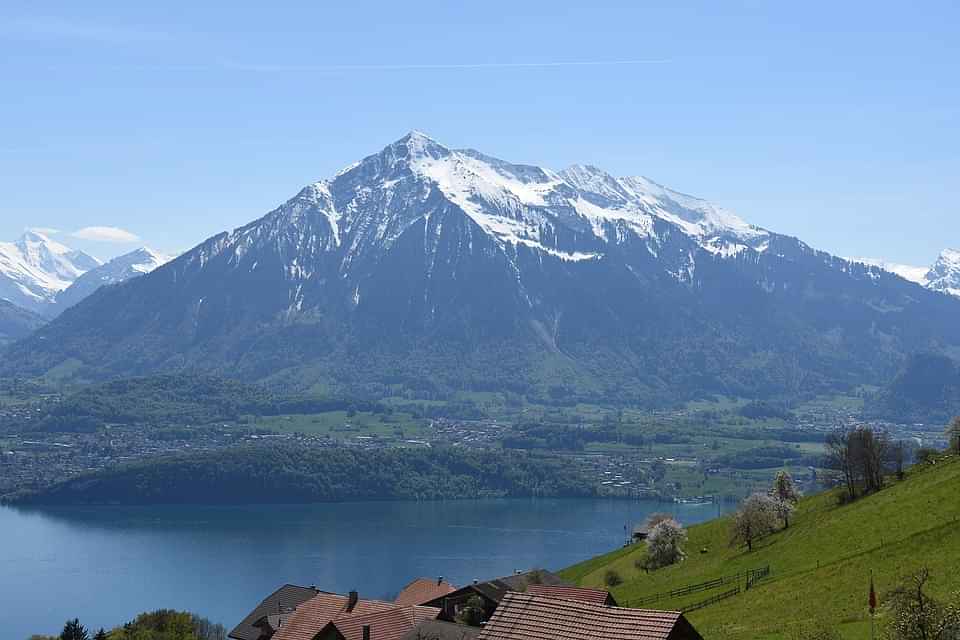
[94,629,108,640]
[59,619,89,640]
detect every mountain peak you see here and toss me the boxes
[16,229,72,256]
[939,248,960,263]
[387,130,450,161]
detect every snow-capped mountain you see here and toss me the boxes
[925,249,960,297]
[5,132,960,404]
[0,231,101,315]
[53,247,172,314]
[849,249,960,298]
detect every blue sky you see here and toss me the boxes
[1,1,957,265]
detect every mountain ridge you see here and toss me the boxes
[4,132,959,406]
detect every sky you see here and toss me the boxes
[0,1,957,264]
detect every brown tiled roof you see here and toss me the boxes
[401,620,481,640]
[477,593,697,640]
[271,592,399,640]
[395,578,457,607]
[525,585,615,606]
[229,584,321,640]
[430,570,569,608]
[325,605,440,640]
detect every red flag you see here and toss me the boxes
[869,572,877,612]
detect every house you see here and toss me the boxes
[312,604,441,640]
[271,590,422,640]
[477,592,705,640]
[229,584,322,640]
[395,577,457,607]
[525,584,617,606]
[632,525,649,543]
[422,569,570,624]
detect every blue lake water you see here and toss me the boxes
[1,499,730,639]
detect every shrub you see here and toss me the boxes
[604,569,623,587]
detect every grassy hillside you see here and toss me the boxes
[561,453,960,639]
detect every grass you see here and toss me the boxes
[251,411,427,438]
[560,454,960,639]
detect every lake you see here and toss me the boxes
[1,499,730,639]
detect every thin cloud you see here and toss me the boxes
[40,58,673,74]
[220,58,673,73]
[26,226,61,235]
[1,17,168,45]
[71,226,141,243]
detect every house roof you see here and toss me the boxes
[271,592,399,640]
[476,592,699,640]
[400,620,481,640]
[525,585,615,606]
[229,584,321,640]
[430,570,569,607]
[323,605,440,640]
[395,578,457,607]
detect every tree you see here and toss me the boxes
[455,595,486,627]
[59,619,89,640]
[947,416,960,456]
[645,518,688,569]
[884,568,960,640]
[604,569,623,587]
[770,470,801,528]
[730,493,778,552]
[93,631,107,640]
[825,426,890,501]
[644,512,674,530]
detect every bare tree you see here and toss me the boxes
[825,426,890,501]
[825,429,857,501]
[730,493,778,552]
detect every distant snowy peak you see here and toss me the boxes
[849,249,960,298]
[926,248,960,297]
[0,231,101,314]
[53,247,172,314]
[848,257,930,284]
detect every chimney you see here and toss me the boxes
[362,625,371,640]
[347,590,359,613]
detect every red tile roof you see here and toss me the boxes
[271,592,399,640]
[229,584,321,640]
[395,578,457,607]
[325,605,441,640]
[477,593,698,640]
[525,585,615,606]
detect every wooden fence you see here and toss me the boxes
[682,586,741,613]
[624,565,770,608]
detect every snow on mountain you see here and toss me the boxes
[849,250,960,298]
[926,248,960,297]
[53,247,172,314]
[8,131,960,401]
[276,130,771,270]
[0,231,101,315]
[847,257,930,284]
